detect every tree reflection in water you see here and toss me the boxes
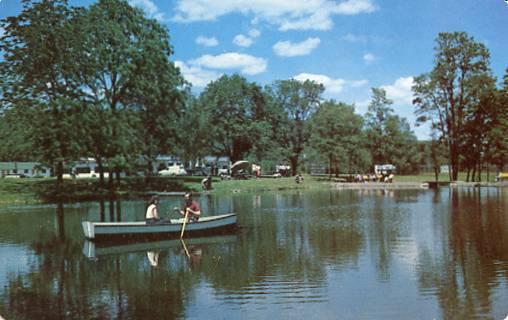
[416,188,508,319]
[0,189,506,319]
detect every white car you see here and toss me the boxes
[159,165,187,176]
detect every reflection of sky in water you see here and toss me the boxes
[0,244,34,288]
[0,188,507,319]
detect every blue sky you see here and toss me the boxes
[1,0,507,140]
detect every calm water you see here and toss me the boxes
[0,187,507,320]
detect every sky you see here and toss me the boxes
[1,0,507,140]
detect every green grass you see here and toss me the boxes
[0,178,40,206]
[205,176,323,194]
[0,172,501,207]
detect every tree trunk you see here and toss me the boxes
[290,156,298,176]
[97,158,105,189]
[115,167,121,185]
[450,144,459,181]
[328,154,333,179]
[108,167,114,193]
[56,160,64,192]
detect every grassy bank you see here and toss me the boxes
[0,176,200,207]
[205,176,321,194]
[0,172,501,207]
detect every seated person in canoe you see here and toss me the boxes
[179,192,201,222]
[145,195,168,224]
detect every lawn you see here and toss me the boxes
[0,172,501,207]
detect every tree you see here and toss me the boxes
[0,0,87,188]
[270,79,324,175]
[77,0,185,184]
[364,88,394,165]
[364,88,419,174]
[179,96,214,170]
[307,100,367,177]
[478,69,508,176]
[413,32,494,180]
[199,74,268,163]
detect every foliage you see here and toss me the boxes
[0,0,186,187]
[0,0,87,186]
[413,32,495,180]
[269,79,324,175]
[77,0,186,179]
[365,88,419,174]
[198,74,270,163]
[1,6,506,190]
[485,69,508,171]
[307,100,367,176]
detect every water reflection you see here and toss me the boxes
[147,250,160,267]
[0,188,507,319]
[416,188,508,319]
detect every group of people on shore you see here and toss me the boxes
[145,192,201,225]
[354,172,395,183]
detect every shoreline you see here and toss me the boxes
[1,177,506,208]
[332,181,508,189]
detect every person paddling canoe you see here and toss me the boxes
[179,192,201,222]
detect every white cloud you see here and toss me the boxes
[248,29,261,38]
[273,37,320,57]
[233,29,261,47]
[293,73,368,94]
[294,73,345,93]
[196,36,219,47]
[341,33,368,43]
[189,52,267,75]
[129,0,165,21]
[172,0,376,31]
[381,76,414,105]
[350,79,369,87]
[175,60,221,88]
[363,53,376,64]
[233,34,253,47]
[334,0,376,15]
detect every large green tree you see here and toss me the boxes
[308,100,367,177]
[413,32,494,180]
[77,0,186,183]
[364,88,419,174]
[269,79,324,175]
[364,88,394,165]
[0,0,86,187]
[483,69,508,174]
[199,74,269,163]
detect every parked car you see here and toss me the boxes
[159,163,187,176]
[186,167,209,176]
[4,174,26,178]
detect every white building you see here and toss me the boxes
[0,162,51,178]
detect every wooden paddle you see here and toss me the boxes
[180,239,190,258]
[180,209,189,239]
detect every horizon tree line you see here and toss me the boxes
[0,0,506,187]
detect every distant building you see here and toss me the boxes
[0,162,51,178]
[64,158,112,179]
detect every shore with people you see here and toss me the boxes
[0,173,506,207]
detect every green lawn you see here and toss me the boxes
[0,172,501,207]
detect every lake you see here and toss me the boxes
[0,187,507,319]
